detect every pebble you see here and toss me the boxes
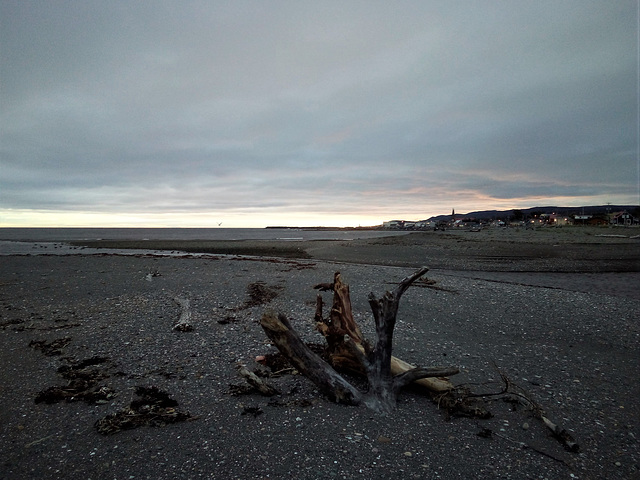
[522,423,530,430]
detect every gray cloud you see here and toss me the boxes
[1,1,637,226]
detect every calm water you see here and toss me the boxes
[0,228,409,255]
[0,227,406,242]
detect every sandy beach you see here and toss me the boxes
[1,227,638,479]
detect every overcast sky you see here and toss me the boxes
[1,1,637,227]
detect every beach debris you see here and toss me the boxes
[257,268,581,457]
[241,406,263,417]
[0,317,25,330]
[221,281,283,314]
[29,336,72,356]
[243,281,282,308]
[428,384,491,420]
[35,356,116,404]
[172,297,194,331]
[468,364,580,452]
[260,267,460,413]
[145,269,161,281]
[236,365,280,396]
[312,272,457,393]
[36,382,116,404]
[493,366,580,452]
[56,355,111,377]
[95,386,192,435]
[217,314,238,324]
[406,277,458,293]
[256,343,328,375]
[541,415,580,452]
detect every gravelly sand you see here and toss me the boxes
[1,228,638,479]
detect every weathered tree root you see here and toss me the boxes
[251,267,580,457]
[492,367,580,452]
[314,271,456,393]
[260,267,459,413]
[463,365,580,452]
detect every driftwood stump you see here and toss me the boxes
[314,270,455,393]
[260,267,459,413]
[258,267,580,452]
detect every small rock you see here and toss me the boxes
[522,422,530,430]
[404,451,413,457]
[377,435,391,444]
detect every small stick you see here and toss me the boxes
[25,434,56,448]
[237,365,280,396]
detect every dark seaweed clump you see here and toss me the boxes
[95,386,192,435]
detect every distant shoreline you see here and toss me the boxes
[60,227,640,273]
[2,226,638,273]
[266,227,380,230]
[0,227,406,243]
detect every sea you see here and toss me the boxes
[0,227,408,256]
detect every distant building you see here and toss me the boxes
[551,215,570,226]
[415,221,435,229]
[383,220,404,229]
[573,215,592,226]
[382,219,437,230]
[611,211,639,226]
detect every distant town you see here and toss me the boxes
[265,205,640,231]
[382,205,639,230]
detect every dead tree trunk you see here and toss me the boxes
[260,267,459,413]
[260,311,363,405]
[315,272,454,393]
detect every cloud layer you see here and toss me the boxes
[1,1,637,226]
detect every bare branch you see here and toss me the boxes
[237,365,279,396]
[393,366,460,392]
[392,266,430,301]
[260,310,362,405]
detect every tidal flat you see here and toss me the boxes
[1,227,638,479]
